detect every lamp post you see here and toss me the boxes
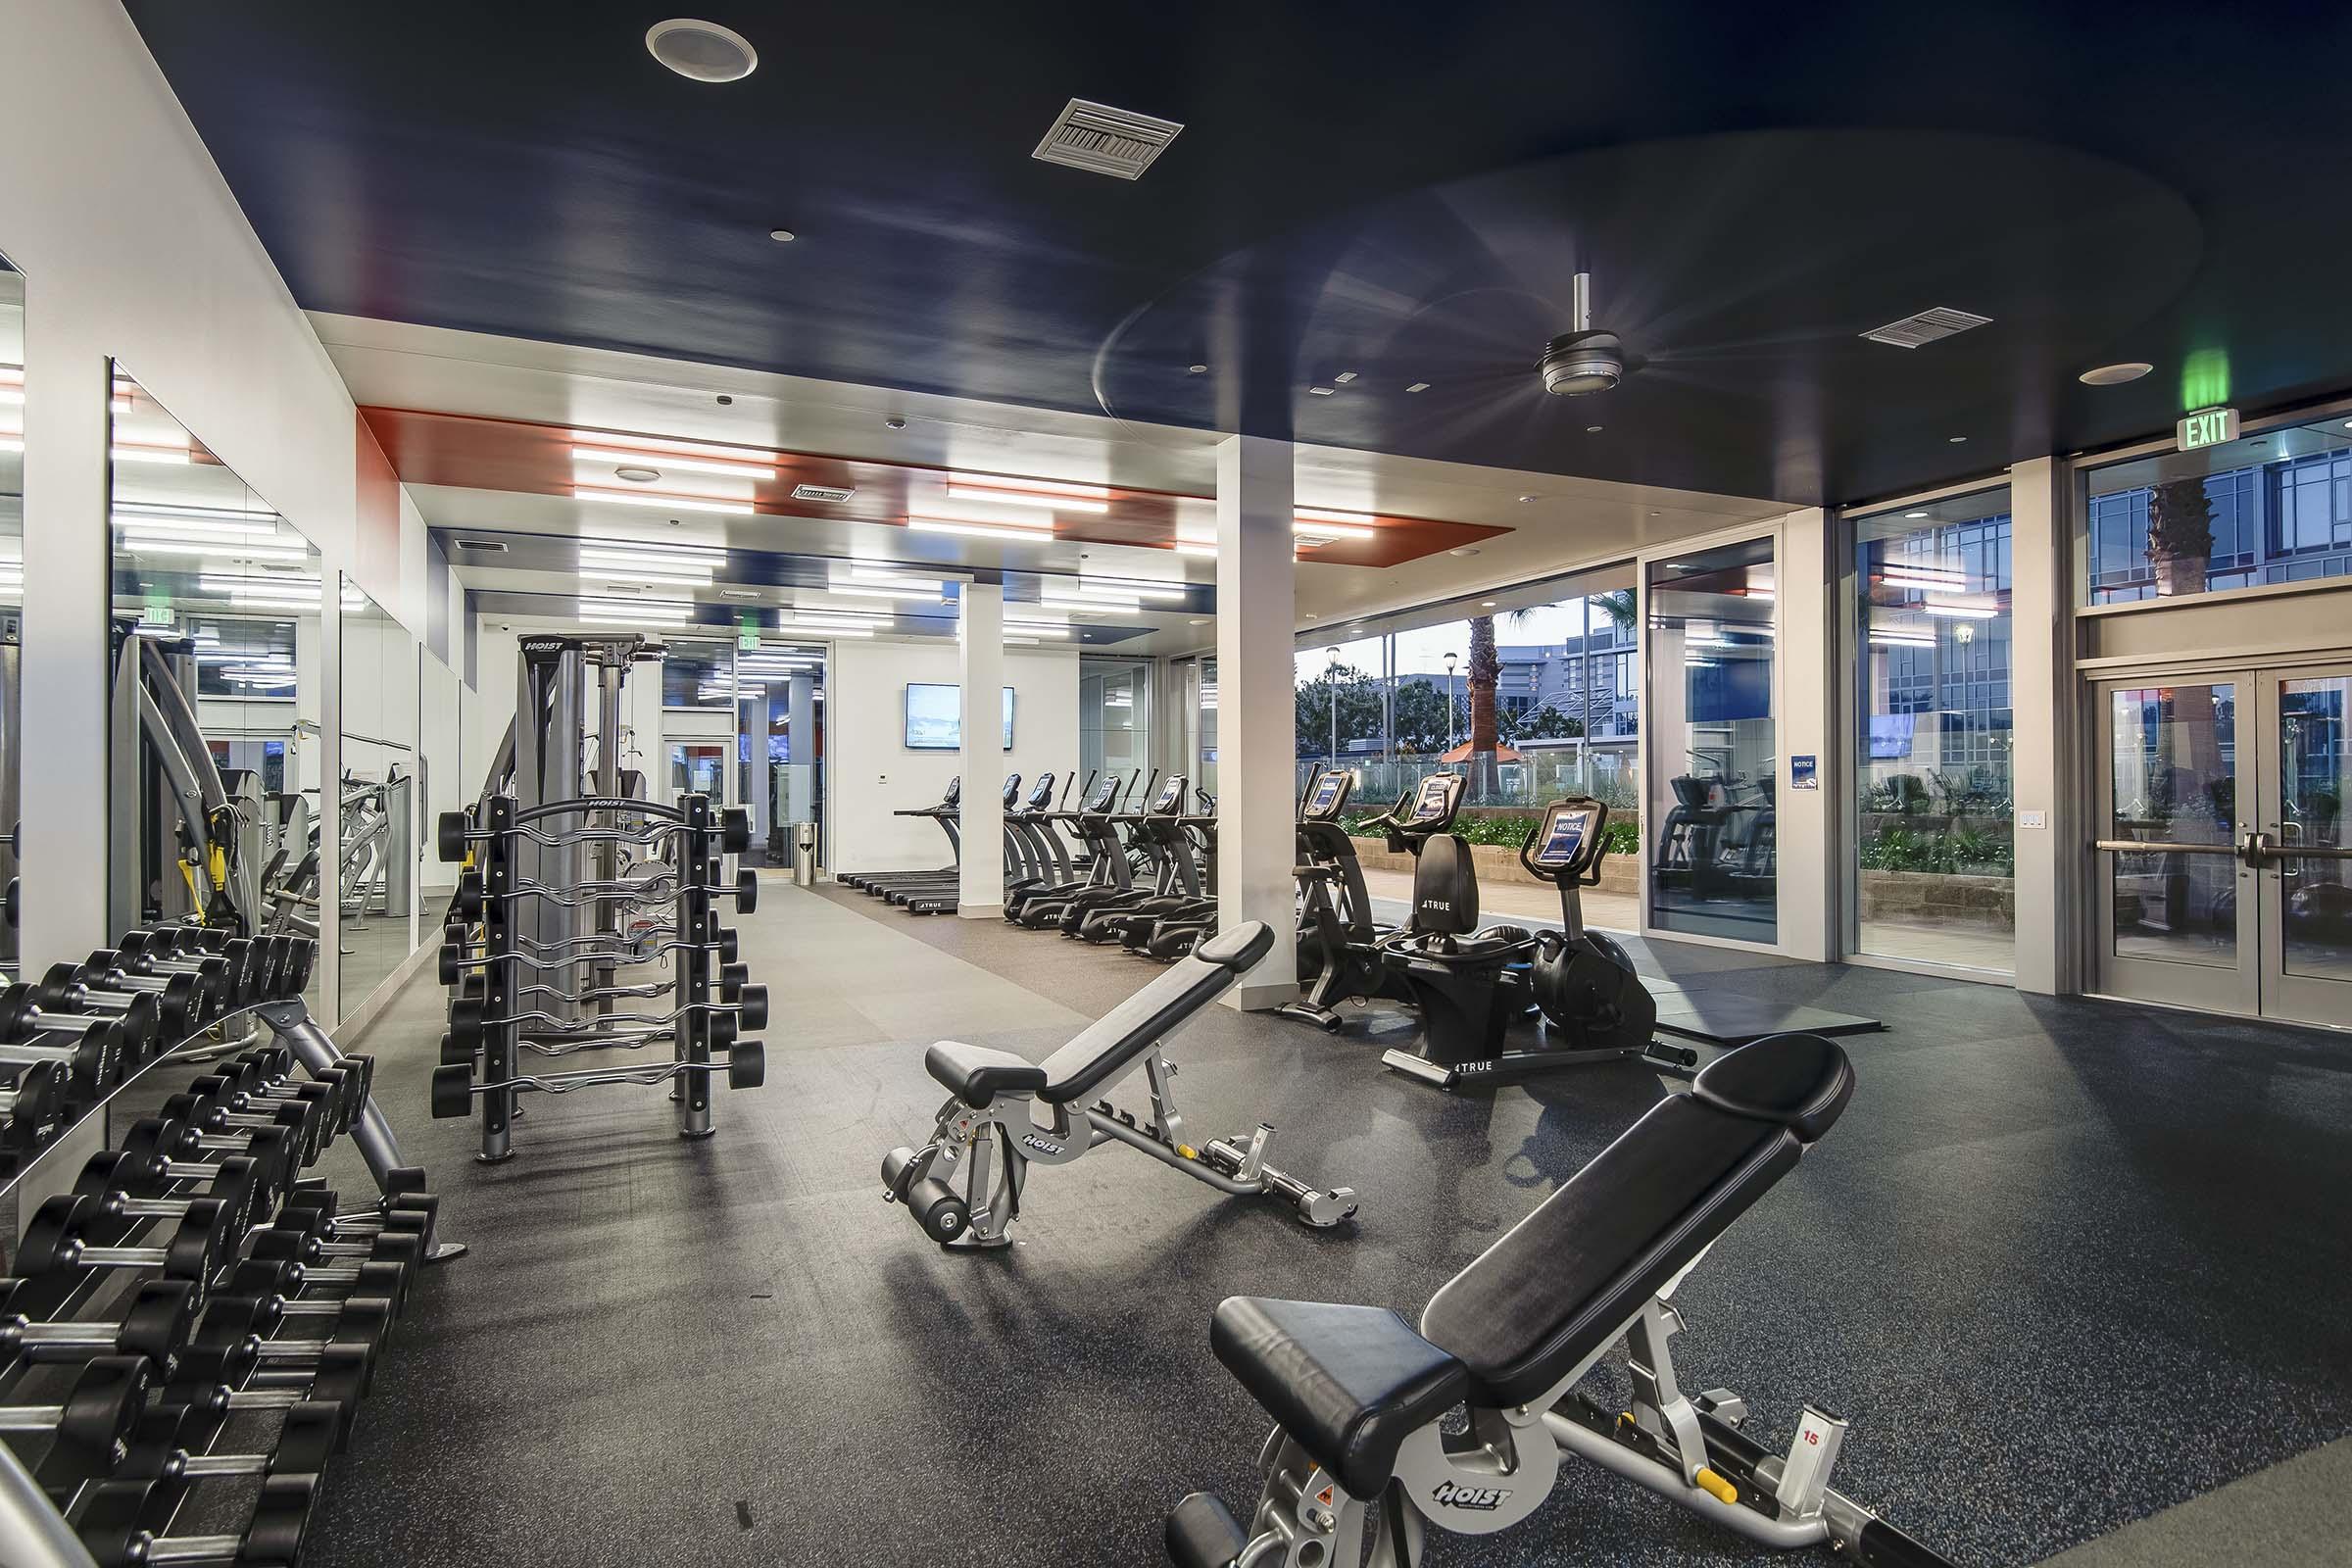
[1326,646,1343,769]
[1443,651,1458,755]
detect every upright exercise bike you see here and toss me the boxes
[1381,796,1694,1090]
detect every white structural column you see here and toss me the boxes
[2008,458,2077,995]
[1213,435,1298,1009]
[957,583,1005,916]
[1776,508,1835,961]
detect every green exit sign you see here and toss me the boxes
[2177,406,2239,451]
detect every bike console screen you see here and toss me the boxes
[1407,774,1459,825]
[1532,805,1598,868]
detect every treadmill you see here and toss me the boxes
[840,775,962,894]
[888,773,1022,914]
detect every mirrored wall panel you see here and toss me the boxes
[338,575,417,1015]
[1646,537,1778,943]
[109,371,322,1014]
[0,255,23,972]
[418,651,463,935]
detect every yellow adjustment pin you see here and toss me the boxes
[1695,1468,1738,1505]
[1177,1144,1199,1159]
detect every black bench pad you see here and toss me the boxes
[924,1042,1048,1105]
[1211,1298,1467,1501]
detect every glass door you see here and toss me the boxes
[2094,667,2352,1027]
[2256,668,2352,1026]
[2094,679,2255,1014]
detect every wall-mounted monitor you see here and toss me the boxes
[905,683,1014,751]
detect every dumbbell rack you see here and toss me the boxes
[0,929,452,1568]
[436,792,766,1159]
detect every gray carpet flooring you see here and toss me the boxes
[295,879,2352,1568]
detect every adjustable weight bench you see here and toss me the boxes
[1164,1031,1958,1568]
[880,921,1358,1249]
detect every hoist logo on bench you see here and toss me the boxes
[1430,1481,1512,1512]
[1021,1134,1065,1155]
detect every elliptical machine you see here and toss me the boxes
[1279,771,1463,1032]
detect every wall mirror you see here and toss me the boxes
[107,369,323,1014]
[419,649,463,937]
[338,573,417,1015]
[0,255,23,974]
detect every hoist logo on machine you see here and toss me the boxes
[1430,1481,1513,1511]
[1021,1133,1065,1155]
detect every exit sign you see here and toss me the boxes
[2177,407,2239,451]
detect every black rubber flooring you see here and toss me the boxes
[304,884,2352,1568]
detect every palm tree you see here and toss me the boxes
[2143,475,2230,827]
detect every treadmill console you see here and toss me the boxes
[1002,773,1021,807]
[1303,770,1351,820]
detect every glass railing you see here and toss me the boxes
[1299,747,1640,813]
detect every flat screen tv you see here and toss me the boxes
[905,683,1014,751]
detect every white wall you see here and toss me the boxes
[0,3,426,992]
[830,640,1080,873]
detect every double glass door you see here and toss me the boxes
[2095,665,2352,1027]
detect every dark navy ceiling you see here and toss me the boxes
[126,1,2352,507]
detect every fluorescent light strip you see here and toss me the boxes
[821,584,947,602]
[947,471,1112,502]
[113,501,282,523]
[1293,520,1375,540]
[906,503,1057,530]
[577,549,717,572]
[1001,624,1070,638]
[772,621,874,638]
[112,446,192,466]
[571,446,776,480]
[574,487,753,516]
[118,516,281,540]
[1295,508,1377,525]
[566,429,770,464]
[1868,630,1936,648]
[578,600,694,623]
[906,518,1056,543]
[846,565,954,586]
[579,536,726,560]
[943,483,1107,515]
[1921,599,1999,618]
[1074,577,1186,601]
[126,540,311,562]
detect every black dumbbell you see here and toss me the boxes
[279,1189,436,1257]
[0,1018,123,1104]
[249,1212,422,1273]
[0,980,163,1069]
[0,1280,201,1372]
[0,1356,156,1473]
[187,1066,352,1144]
[179,1298,377,1409]
[0,1060,66,1152]
[79,1150,282,1235]
[161,1085,328,1167]
[34,960,190,1045]
[117,1117,301,1210]
[116,931,261,1005]
[17,1193,241,1296]
[223,1256,409,1317]
[117,1398,338,1490]
[60,957,214,1039]
[77,1472,317,1568]
[89,943,236,1008]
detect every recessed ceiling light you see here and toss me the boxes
[1307,386,1336,397]
[1585,425,1603,434]
[646,19,758,82]
[1905,511,1929,519]
[1333,371,1358,384]
[2078,362,2151,386]
[1517,494,1539,504]
[1188,618,1207,625]
[613,466,662,484]
[1188,365,1208,374]
[768,228,796,244]
[1448,547,1480,559]
[1948,435,1968,444]
[1406,382,1431,393]
[1480,600,1497,608]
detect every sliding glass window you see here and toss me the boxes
[1850,490,2015,972]
[1646,538,1777,943]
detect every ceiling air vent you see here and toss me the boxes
[1861,307,1992,349]
[452,538,509,554]
[791,483,857,503]
[1031,99,1184,180]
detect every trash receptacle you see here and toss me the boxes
[793,821,817,887]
